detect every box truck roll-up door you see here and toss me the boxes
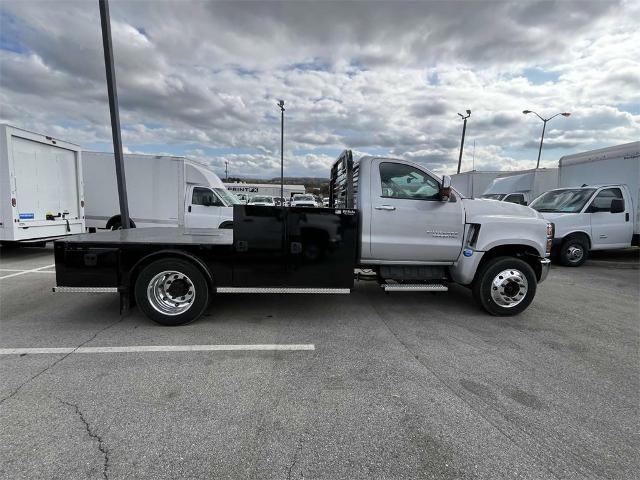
[12,136,79,221]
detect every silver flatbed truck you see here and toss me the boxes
[53,150,553,325]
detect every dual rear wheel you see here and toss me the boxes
[135,259,209,326]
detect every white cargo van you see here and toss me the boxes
[0,125,85,243]
[530,142,640,266]
[481,168,558,205]
[82,152,238,230]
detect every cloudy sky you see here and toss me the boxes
[1,0,638,179]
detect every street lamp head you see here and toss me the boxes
[523,110,532,114]
[466,109,471,115]
[458,113,464,118]
[561,112,571,117]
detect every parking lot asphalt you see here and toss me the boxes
[1,245,638,480]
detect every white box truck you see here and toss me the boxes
[450,170,503,198]
[82,152,238,230]
[530,142,640,266]
[481,168,558,205]
[0,124,85,243]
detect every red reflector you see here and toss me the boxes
[11,197,16,207]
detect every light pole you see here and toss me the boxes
[225,160,228,180]
[456,109,471,174]
[277,100,285,204]
[523,110,571,168]
[98,0,130,229]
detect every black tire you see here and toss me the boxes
[134,258,209,326]
[558,237,588,267]
[107,216,136,230]
[472,256,537,316]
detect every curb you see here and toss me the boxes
[585,260,640,270]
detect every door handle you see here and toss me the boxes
[188,205,192,213]
[375,205,396,211]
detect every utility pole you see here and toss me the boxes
[523,110,571,168]
[456,110,471,174]
[277,100,285,203]
[98,0,130,229]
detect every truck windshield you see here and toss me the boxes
[251,196,273,203]
[214,188,242,206]
[481,194,505,200]
[530,188,596,213]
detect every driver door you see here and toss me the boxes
[369,160,464,263]
[184,186,223,228]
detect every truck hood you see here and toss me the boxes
[461,198,541,221]
[536,212,576,221]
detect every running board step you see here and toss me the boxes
[53,286,118,293]
[382,283,448,292]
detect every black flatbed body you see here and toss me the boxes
[54,206,359,292]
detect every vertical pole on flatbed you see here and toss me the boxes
[99,0,130,229]
[278,100,285,204]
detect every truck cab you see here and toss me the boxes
[184,184,238,229]
[331,151,553,315]
[530,184,637,266]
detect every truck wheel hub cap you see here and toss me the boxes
[491,269,528,308]
[567,246,583,261]
[147,271,195,316]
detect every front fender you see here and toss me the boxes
[473,216,548,258]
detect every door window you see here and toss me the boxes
[588,188,623,212]
[192,187,223,206]
[379,163,440,200]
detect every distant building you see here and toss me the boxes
[223,182,306,201]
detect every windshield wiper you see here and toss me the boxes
[534,208,559,212]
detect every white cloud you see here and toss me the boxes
[0,0,638,178]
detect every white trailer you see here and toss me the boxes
[481,168,558,205]
[0,125,85,243]
[450,171,503,197]
[83,152,238,230]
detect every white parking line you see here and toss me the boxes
[0,344,316,355]
[0,264,55,280]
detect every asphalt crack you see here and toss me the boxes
[0,317,125,406]
[59,399,110,480]
[286,439,304,480]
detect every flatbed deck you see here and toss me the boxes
[59,227,234,246]
[54,206,359,294]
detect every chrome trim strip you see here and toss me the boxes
[53,286,118,293]
[216,287,350,294]
[382,284,449,292]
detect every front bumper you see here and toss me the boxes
[539,258,551,283]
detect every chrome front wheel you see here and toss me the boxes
[473,256,537,316]
[490,269,529,308]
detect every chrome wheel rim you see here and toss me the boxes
[566,245,583,263]
[490,269,528,308]
[147,270,195,316]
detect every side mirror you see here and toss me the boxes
[440,175,452,201]
[610,198,624,213]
